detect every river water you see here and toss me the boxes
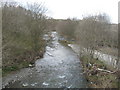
[3,32,87,88]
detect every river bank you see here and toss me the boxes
[80,55,119,88]
[2,39,47,88]
[2,33,50,88]
[2,39,46,77]
[59,40,119,88]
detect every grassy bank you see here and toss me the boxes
[2,39,46,76]
[58,39,75,46]
[80,55,119,88]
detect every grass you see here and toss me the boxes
[58,40,75,47]
[80,55,119,88]
[2,66,19,76]
[2,38,46,77]
[2,60,31,76]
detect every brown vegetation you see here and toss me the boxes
[81,55,119,88]
[2,2,48,75]
[57,14,119,88]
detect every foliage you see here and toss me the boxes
[2,2,47,75]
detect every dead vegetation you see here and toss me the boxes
[2,2,48,76]
[81,55,119,88]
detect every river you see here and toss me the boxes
[3,32,87,88]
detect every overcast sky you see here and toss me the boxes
[7,0,119,23]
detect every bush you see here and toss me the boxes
[2,2,47,75]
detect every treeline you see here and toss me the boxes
[56,18,79,40]
[56,14,118,56]
[2,2,48,74]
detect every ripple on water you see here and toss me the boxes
[42,82,49,86]
[58,75,65,79]
[22,83,28,87]
[31,83,37,87]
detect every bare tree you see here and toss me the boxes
[2,2,47,70]
[56,18,78,41]
[76,14,110,57]
[25,3,47,52]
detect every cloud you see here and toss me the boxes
[14,0,119,23]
